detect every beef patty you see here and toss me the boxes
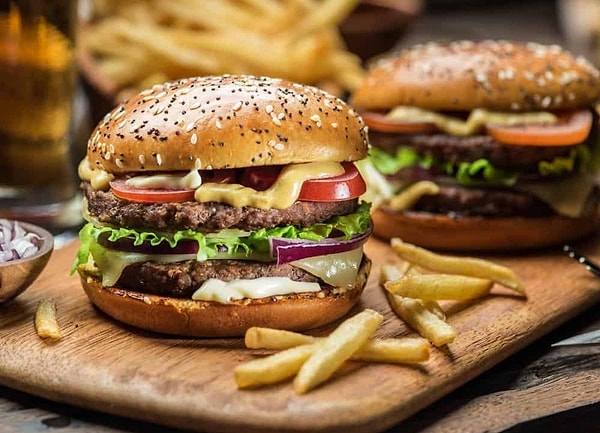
[402,184,555,217]
[369,130,575,170]
[117,260,321,298]
[83,182,358,232]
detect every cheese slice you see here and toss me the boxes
[291,247,363,288]
[517,174,597,218]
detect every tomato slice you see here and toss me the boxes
[241,162,366,202]
[486,110,593,146]
[298,162,366,202]
[110,169,235,203]
[110,180,195,203]
[361,111,436,134]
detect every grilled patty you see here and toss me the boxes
[83,182,358,232]
[369,130,574,170]
[409,184,553,217]
[117,260,321,298]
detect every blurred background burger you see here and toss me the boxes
[352,40,600,251]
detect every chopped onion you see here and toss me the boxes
[0,219,41,263]
[270,228,372,265]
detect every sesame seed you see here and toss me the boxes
[271,114,282,126]
[331,122,338,128]
[274,142,285,150]
[568,92,576,101]
[112,110,125,121]
[265,105,274,114]
[232,101,242,111]
[510,102,521,110]
[215,120,222,129]
[153,105,164,115]
[541,96,552,107]
[536,77,547,87]
[156,154,163,166]
[138,155,145,165]
[185,122,196,132]
[115,158,124,168]
[154,91,167,99]
[191,133,198,144]
[278,112,285,120]
[190,102,201,110]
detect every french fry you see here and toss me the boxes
[34,299,62,340]
[293,309,383,394]
[385,274,493,300]
[380,264,446,320]
[235,344,315,389]
[390,238,525,293]
[245,327,430,364]
[351,338,429,364]
[386,292,457,347]
[245,327,314,350]
[387,181,440,211]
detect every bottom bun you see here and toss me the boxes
[78,256,371,337]
[372,208,600,251]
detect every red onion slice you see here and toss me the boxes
[0,219,41,263]
[270,228,372,265]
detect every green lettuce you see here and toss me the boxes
[369,144,592,187]
[72,203,372,273]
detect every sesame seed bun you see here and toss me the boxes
[88,75,369,174]
[351,40,600,112]
[78,257,371,337]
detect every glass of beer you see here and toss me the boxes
[0,0,82,233]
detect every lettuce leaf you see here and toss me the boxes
[71,203,372,273]
[370,144,592,187]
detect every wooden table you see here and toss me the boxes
[1,297,598,433]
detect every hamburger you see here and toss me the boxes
[73,75,372,337]
[351,40,600,251]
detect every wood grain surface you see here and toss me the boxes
[0,237,599,433]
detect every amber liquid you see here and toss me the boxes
[0,1,81,230]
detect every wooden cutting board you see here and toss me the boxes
[1,237,599,433]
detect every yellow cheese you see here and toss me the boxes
[291,247,363,288]
[517,174,596,218]
[192,277,321,303]
[386,107,557,136]
[194,161,344,209]
[78,158,114,191]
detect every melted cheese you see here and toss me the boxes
[192,277,321,302]
[291,247,363,288]
[78,158,114,190]
[386,107,557,136]
[517,174,596,218]
[194,161,344,209]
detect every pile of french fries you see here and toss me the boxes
[235,309,430,393]
[82,0,366,100]
[381,238,525,347]
[235,240,524,393]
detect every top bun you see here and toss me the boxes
[351,40,600,112]
[87,75,369,174]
